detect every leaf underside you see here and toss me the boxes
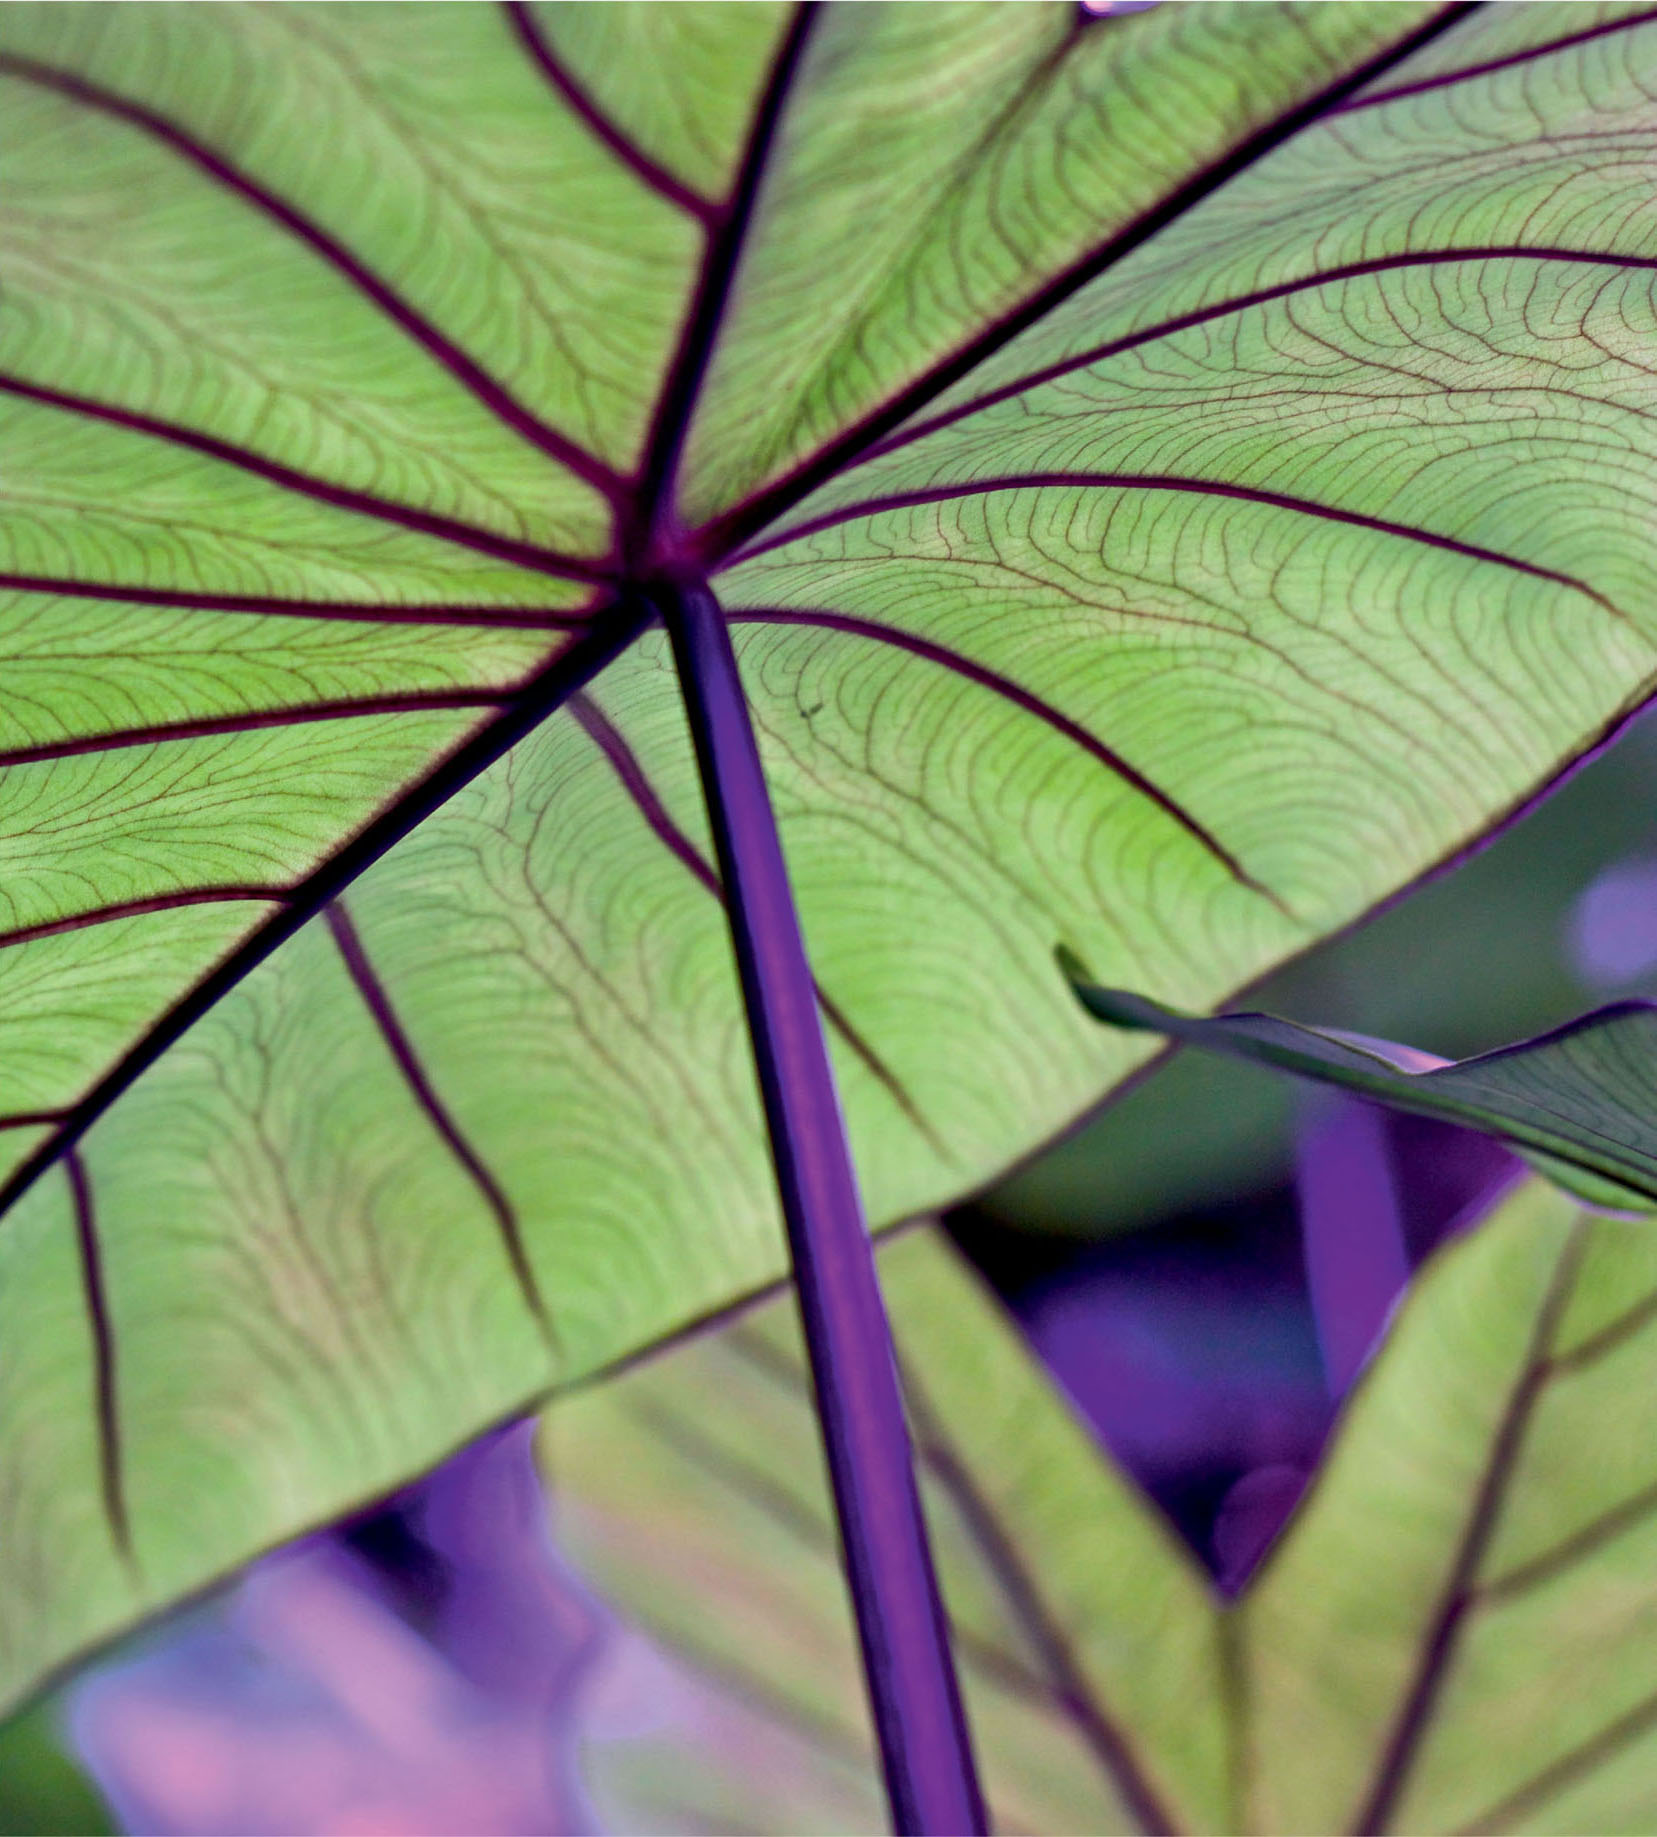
[4,0,1657,1709]
[554,1189,1657,1835]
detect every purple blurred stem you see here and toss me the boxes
[1298,1097,1411,1398]
[661,578,986,1837]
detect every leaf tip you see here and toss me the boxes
[1054,942,1095,989]
[1055,948,1170,1034]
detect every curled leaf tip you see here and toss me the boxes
[1056,953,1175,1034]
[1054,942,1095,987]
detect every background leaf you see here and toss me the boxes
[1066,976,1657,1211]
[1243,1179,1657,1834]
[547,1224,1227,1837]
[553,1181,1657,1835]
[5,0,1657,1715]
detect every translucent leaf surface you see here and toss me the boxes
[5,0,1657,1706]
[1067,973,1657,1210]
[553,1188,1657,1834]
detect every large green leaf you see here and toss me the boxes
[553,1188,1657,1834]
[5,0,1657,1707]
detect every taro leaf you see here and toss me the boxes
[1065,970,1657,1211]
[5,0,1657,1710]
[1245,1177,1657,1835]
[551,1186,1657,1835]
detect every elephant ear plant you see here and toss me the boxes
[3,1,1657,1828]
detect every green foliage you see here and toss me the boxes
[0,1703,111,1837]
[1066,970,1657,1211]
[3,0,1657,1721]
[992,712,1657,1237]
[553,1189,1657,1834]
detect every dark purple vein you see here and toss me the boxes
[902,1373,1178,1835]
[849,246,1657,467]
[0,887,284,955]
[1339,9,1657,113]
[0,53,625,502]
[0,572,590,629]
[0,689,511,770]
[1453,1679,1657,1835]
[1477,1472,1657,1605]
[567,690,939,1143]
[1349,1224,1588,1835]
[1,376,612,586]
[727,607,1279,905]
[324,900,554,1350]
[502,2,718,221]
[1548,1285,1657,1376]
[729,475,1618,617]
[0,1110,68,1131]
[0,596,654,1226]
[630,2,817,558]
[688,2,1479,564]
[568,690,721,894]
[66,1148,132,1567]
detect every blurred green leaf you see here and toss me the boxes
[0,1701,111,1837]
[547,1225,1227,1836]
[551,1182,1657,1832]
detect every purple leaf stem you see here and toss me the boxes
[1296,1097,1410,1398]
[661,575,986,1837]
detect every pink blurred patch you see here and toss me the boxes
[71,1428,603,1837]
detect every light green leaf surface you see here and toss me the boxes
[553,1189,1657,1835]
[4,0,1657,1710]
[1066,972,1657,1211]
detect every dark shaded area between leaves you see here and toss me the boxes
[948,1111,1513,1585]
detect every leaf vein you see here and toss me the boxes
[1347,1222,1591,1834]
[324,899,556,1354]
[728,474,1621,621]
[0,52,627,503]
[1340,9,1657,115]
[567,689,941,1147]
[65,1149,133,1571]
[0,599,652,1229]
[726,606,1283,909]
[0,375,612,587]
[501,1,719,222]
[855,248,1657,464]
